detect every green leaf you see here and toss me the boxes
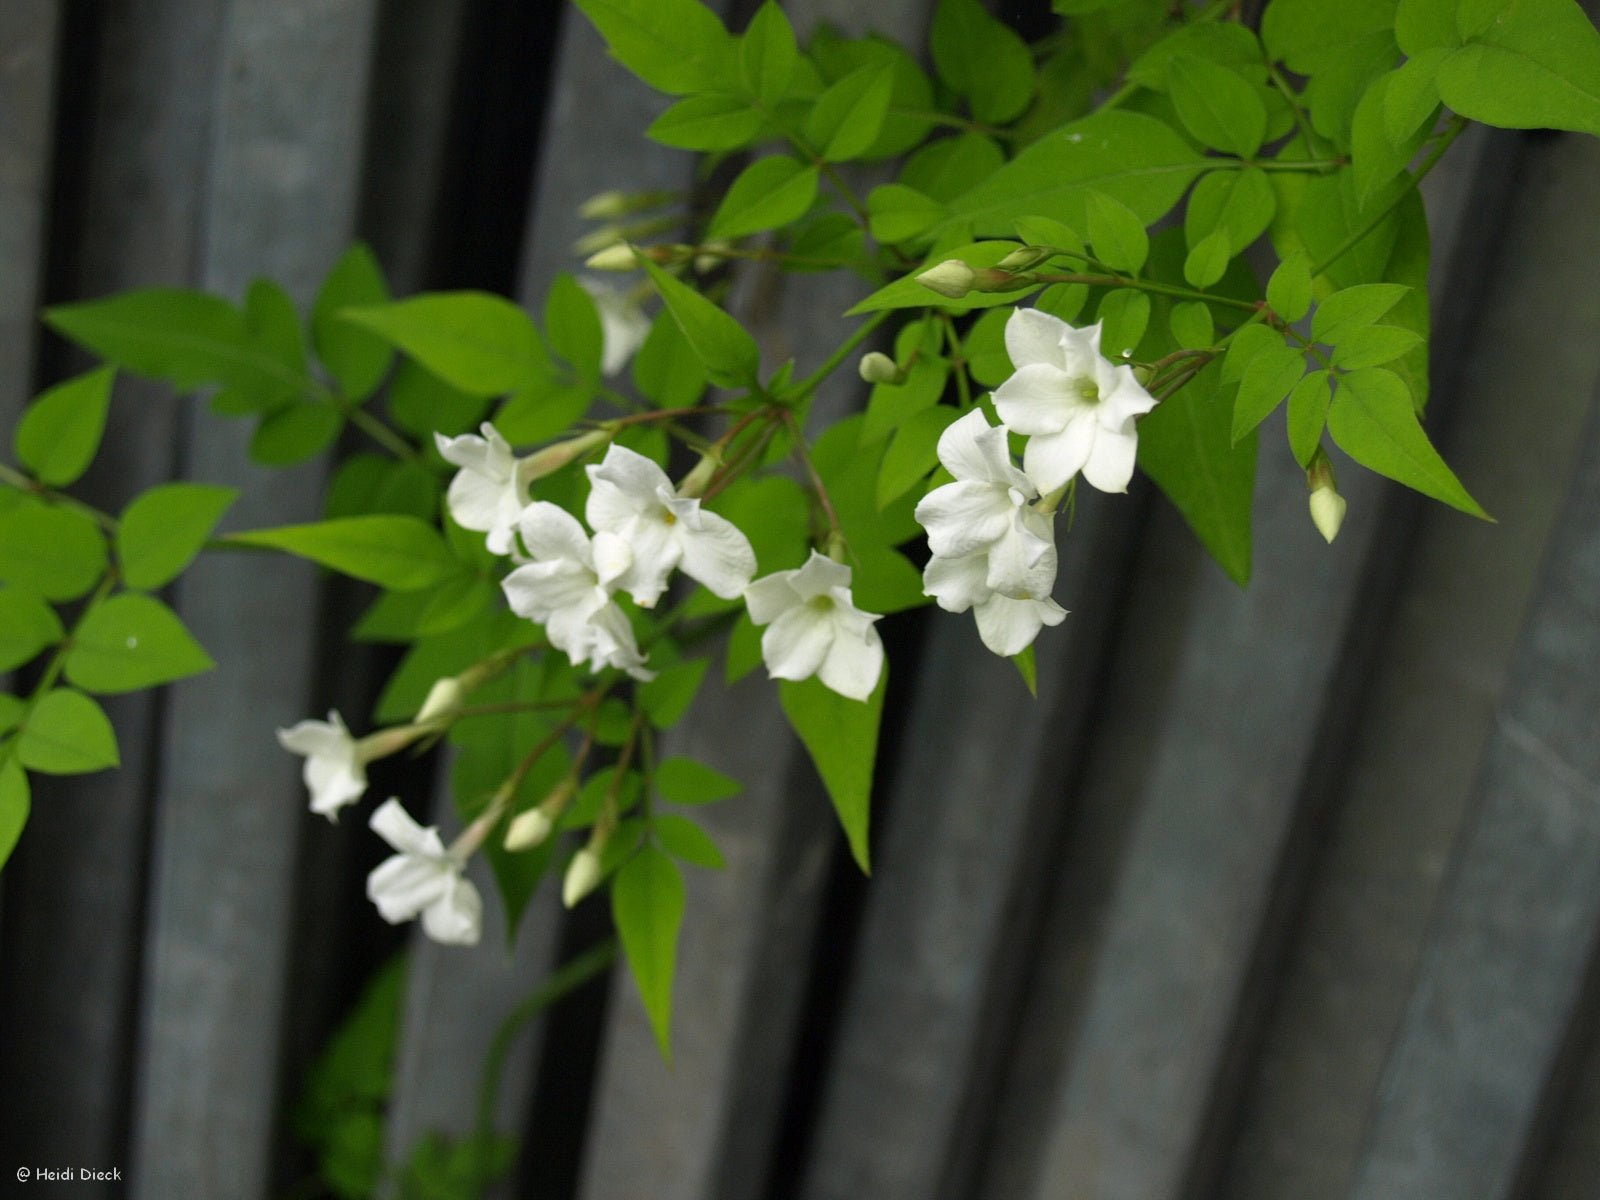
[0,587,63,671]
[544,272,604,381]
[14,367,115,486]
[740,2,799,106]
[1233,343,1306,442]
[64,593,214,694]
[1129,22,1266,89]
[0,759,27,868]
[1085,191,1149,274]
[1169,301,1215,350]
[340,293,545,396]
[45,289,312,402]
[653,814,725,869]
[1384,48,1447,142]
[18,688,119,775]
[0,500,107,601]
[849,544,928,614]
[1138,361,1256,585]
[804,66,895,162]
[1186,167,1276,253]
[115,483,238,592]
[845,241,1028,316]
[1433,0,1600,135]
[931,0,1036,124]
[632,311,709,410]
[1312,282,1410,343]
[937,110,1206,238]
[866,184,946,244]
[708,156,820,238]
[386,359,489,439]
[1330,324,1424,368]
[1351,73,1434,205]
[225,516,458,591]
[779,670,885,872]
[1222,324,1287,384]
[639,257,760,389]
[1184,230,1231,288]
[654,756,741,805]
[877,405,958,509]
[1396,0,1461,55]
[572,0,736,95]
[647,93,765,151]
[313,244,393,401]
[612,845,686,1059]
[638,657,709,728]
[1096,290,1151,358]
[1287,369,1333,467]
[1167,55,1268,156]
[1328,368,1488,516]
[1267,251,1314,322]
[249,403,344,466]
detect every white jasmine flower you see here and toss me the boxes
[928,540,1062,659]
[366,798,483,946]
[276,710,366,820]
[579,276,651,377]
[501,502,654,679]
[745,551,884,701]
[435,422,530,556]
[914,409,1055,597]
[585,444,756,608]
[991,309,1157,495]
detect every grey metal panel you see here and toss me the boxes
[1218,130,1600,1200]
[1347,399,1600,1198]
[0,0,56,418]
[128,3,377,1198]
[796,488,1141,1200]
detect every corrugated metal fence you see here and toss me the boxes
[3,2,1600,1198]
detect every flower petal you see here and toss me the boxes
[305,756,366,820]
[590,530,633,591]
[915,480,1015,559]
[585,444,673,530]
[445,469,508,536]
[276,713,350,758]
[517,502,592,565]
[677,509,756,598]
[434,423,511,478]
[923,551,991,613]
[935,409,1028,492]
[1080,422,1139,494]
[984,513,1059,599]
[422,874,484,945]
[368,797,445,856]
[761,605,833,682]
[992,363,1076,436]
[787,551,852,602]
[1022,413,1097,493]
[610,514,681,607]
[368,853,452,923]
[744,571,802,625]
[502,560,601,623]
[1005,307,1070,370]
[1056,320,1106,377]
[818,622,884,701]
[974,593,1068,657]
[1098,362,1158,428]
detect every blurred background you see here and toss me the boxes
[4,1,1600,1198]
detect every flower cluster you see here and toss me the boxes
[912,309,1157,657]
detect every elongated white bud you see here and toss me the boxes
[1310,485,1347,544]
[562,847,603,907]
[584,243,637,272]
[505,808,553,852]
[917,259,977,298]
[857,351,901,384]
[415,678,464,726]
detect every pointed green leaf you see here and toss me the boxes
[1267,251,1314,322]
[1186,167,1276,253]
[313,244,393,401]
[224,516,458,590]
[653,814,725,870]
[250,403,344,466]
[1012,645,1038,695]
[0,587,63,671]
[545,272,604,381]
[1184,229,1231,289]
[1169,301,1215,350]
[117,483,238,591]
[647,93,765,151]
[877,405,958,510]
[1312,283,1410,343]
[1328,368,1488,517]
[1085,191,1149,274]
[1434,0,1600,136]
[613,845,686,1059]
[0,758,28,868]
[708,156,820,239]
[1330,324,1425,369]
[1287,370,1333,467]
[779,670,886,872]
[18,688,119,775]
[64,593,214,694]
[638,257,759,389]
[1138,362,1256,585]
[1096,290,1151,359]
[1167,55,1268,157]
[340,293,545,396]
[0,499,106,601]
[931,0,1036,124]
[866,184,946,245]
[638,657,710,728]
[654,756,741,805]
[804,65,894,162]
[1233,343,1306,443]
[14,367,115,486]
[740,1,799,106]
[573,0,737,95]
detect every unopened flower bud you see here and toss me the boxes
[505,776,580,851]
[695,240,735,274]
[1306,450,1346,544]
[416,677,465,726]
[997,246,1051,271]
[562,846,604,907]
[517,428,614,486]
[578,190,631,220]
[917,259,977,298]
[857,351,902,384]
[675,451,721,499]
[354,724,425,763]
[584,243,638,272]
